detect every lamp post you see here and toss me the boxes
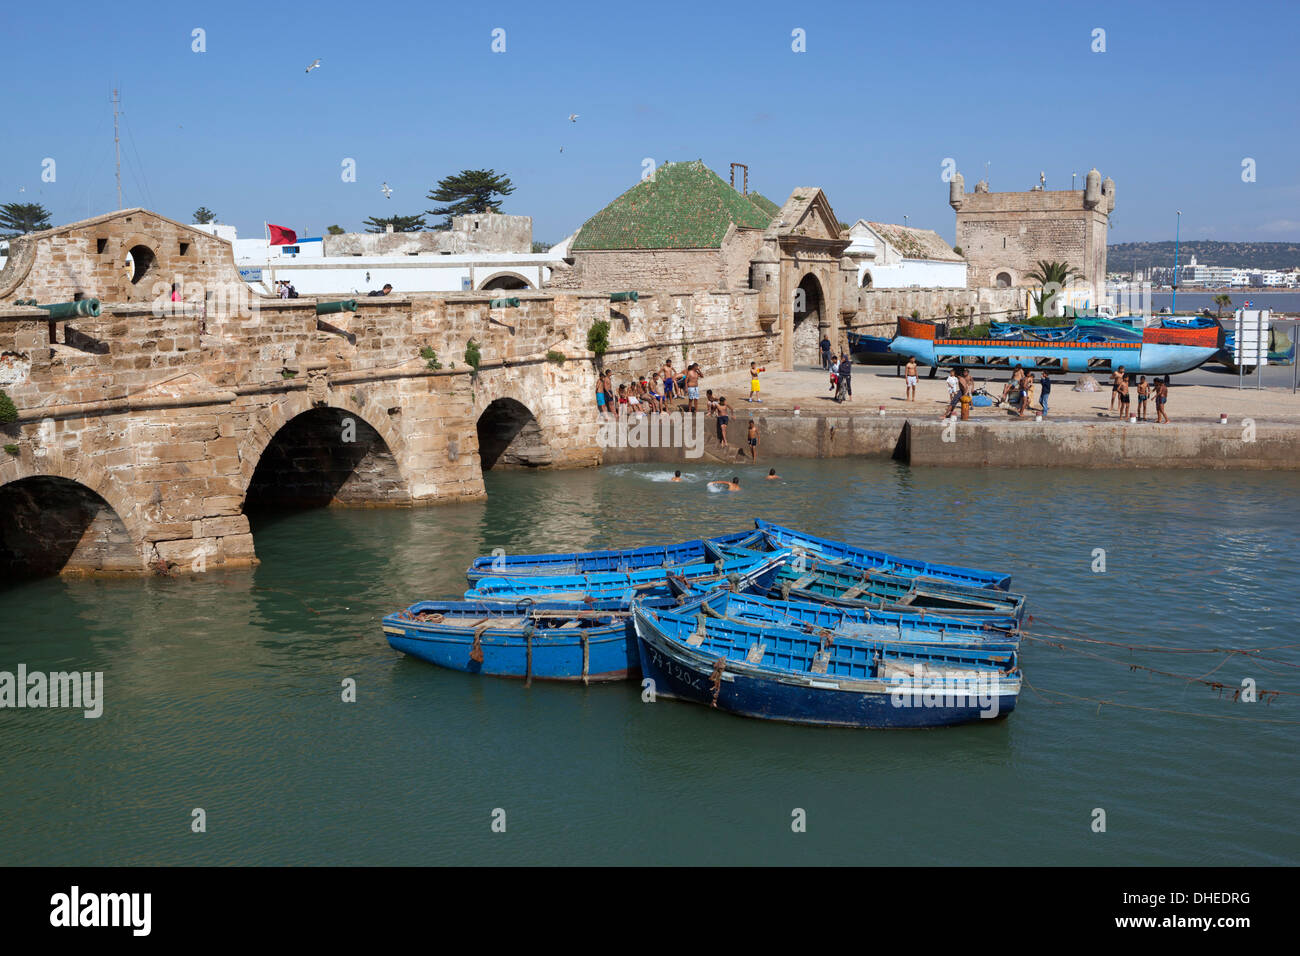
[1173,210,1182,316]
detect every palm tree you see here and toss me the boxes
[1025,260,1084,317]
[1213,293,1231,319]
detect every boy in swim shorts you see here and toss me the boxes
[746,419,758,461]
[905,357,918,402]
[748,362,764,402]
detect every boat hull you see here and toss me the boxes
[383,613,637,681]
[889,335,1218,376]
[755,519,1013,591]
[465,529,763,582]
[634,609,1018,729]
[846,330,897,365]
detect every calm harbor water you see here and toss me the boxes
[1150,290,1300,314]
[1,459,1297,865]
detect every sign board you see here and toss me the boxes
[239,267,263,282]
[461,277,473,291]
[1233,309,1269,366]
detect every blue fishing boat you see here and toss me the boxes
[754,556,1026,622]
[465,551,789,603]
[468,521,1012,592]
[383,597,649,682]
[633,605,1020,728]
[889,316,1218,376]
[465,529,764,582]
[751,519,1014,591]
[685,588,1020,651]
[846,329,897,365]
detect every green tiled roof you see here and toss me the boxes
[572,161,773,251]
[747,192,780,220]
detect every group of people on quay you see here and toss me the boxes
[593,358,764,458]
[895,356,1172,423]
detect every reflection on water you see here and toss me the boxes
[0,459,1297,865]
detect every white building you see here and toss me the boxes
[844,220,966,289]
[189,216,561,297]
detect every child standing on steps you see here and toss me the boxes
[748,362,765,402]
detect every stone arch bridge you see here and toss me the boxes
[0,208,773,578]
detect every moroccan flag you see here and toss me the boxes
[268,224,298,245]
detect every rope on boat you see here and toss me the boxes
[469,621,489,664]
[1022,627,1300,665]
[708,658,726,707]
[1020,676,1300,724]
[1021,634,1291,701]
[581,632,590,686]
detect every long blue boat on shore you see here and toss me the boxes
[633,604,1020,729]
[889,316,1219,376]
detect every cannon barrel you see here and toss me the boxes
[315,299,357,316]
[37,299,101,319]
[489,297,520,309]
[609,291,638,303]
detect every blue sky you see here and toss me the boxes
[3,0,1298,246]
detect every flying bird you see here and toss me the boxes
[306,58,321,73]
[381,182,392,199]
[568,113,579,122]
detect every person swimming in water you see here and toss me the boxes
[765,468,779,480]
[670,470,682,482]
[708,476,741,491]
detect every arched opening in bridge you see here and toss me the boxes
[476,398,553,471]
[478,273,531,291]
[0,476,137,581]
[792,273,824,367]
[244,407,407,513]
[996,271,1012,288]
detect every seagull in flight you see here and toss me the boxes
[381,182,392,199]
[568,113,579,122]
[306,58,321,73]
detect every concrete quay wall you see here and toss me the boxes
[601,413,1300,469]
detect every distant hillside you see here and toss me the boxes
[1108,241,1300,272]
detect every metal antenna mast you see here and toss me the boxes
[113,87,123,209]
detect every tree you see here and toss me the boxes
[0,202,52,236]
[1025,259,1084,317]
[426,169,514,228]
[531,241,551,253]
[192,206,216,224]
[1213,293,1232,319]
[362,213,427,233]
[327,224,345,235]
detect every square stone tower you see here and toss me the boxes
[948,169,1114,289]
